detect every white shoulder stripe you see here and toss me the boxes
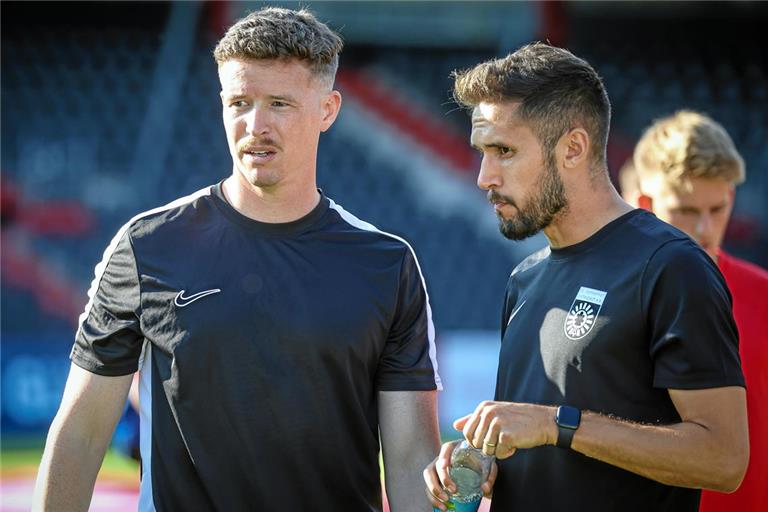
[75,186,213,340]
[328,199,442,390]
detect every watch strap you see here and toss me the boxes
[555,405,581,449]
[556,423,577,449]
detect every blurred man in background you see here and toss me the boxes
[632,110,768,512]
[424,43,748,512]
[33,7,440,511]
[617,158,641,205]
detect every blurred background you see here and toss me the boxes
[2,1,766,510]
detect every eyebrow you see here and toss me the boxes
[221,93,299,104]
[675,201,728,212]
[471,142,511,152]
[268,94,298,103]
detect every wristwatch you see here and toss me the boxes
[555,405,581,449]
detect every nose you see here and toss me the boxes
[694,212,714,239]
[245,106,271,136]
[477,156,502,191]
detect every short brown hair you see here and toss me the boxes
[213,7,343,88]
[453,42,611,167]
[634,110,745,188]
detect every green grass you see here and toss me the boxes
[1,446,140,476]
[1,449,42,468]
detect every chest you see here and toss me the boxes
[499,260,651,401]
[133,232,398,369]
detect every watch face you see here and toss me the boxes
[557,406,581,430]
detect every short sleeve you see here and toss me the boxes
[70,229,143,376]
[643,239,744,389]
[375,246,441,391]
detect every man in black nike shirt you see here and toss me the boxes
[424,43,748,511]
[34,8,441,511]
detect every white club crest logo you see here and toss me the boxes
[564,287,607,340]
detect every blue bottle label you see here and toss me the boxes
[433,495,482,512]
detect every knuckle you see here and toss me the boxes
[497,446,516,459]
[498,432,515,449]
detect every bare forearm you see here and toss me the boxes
[33,366,132,511]
[379,390,440,512]
[573,410,746,491]
[385,441,440,512]
[33,419,109,511]
[456,389,748,494]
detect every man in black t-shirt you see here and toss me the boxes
[424,43,748,512]
[34,8,441,512]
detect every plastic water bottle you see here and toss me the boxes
[434,440,494,512]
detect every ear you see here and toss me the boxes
[637,193,653,212]
[558,128,590,170]
[320,90,342,132]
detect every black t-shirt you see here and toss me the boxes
[491,209,743,512]
[71,182,441,511]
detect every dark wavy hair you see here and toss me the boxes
[454,42,611,167]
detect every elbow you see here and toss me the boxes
[709,447,749,493]
[718,460,748,494]
[712,472,745,494]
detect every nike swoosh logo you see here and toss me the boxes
[507,299,527,326]
[174,288,221,308]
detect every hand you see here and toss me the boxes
[422,440,498,511]
[454,401,557,458]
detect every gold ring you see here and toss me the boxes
[427,488,447,504]
[484,442,496,448]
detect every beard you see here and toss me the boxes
[491,155,568,240]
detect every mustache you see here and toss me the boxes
[237,137,281,153]
[488,190,517,209]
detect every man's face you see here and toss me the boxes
[643,176,734,260]
[218,58,339,189]
[471,102,567,240]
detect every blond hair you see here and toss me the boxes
[633,110,745,188]
[213,7,343,89]
[618,158,640,199]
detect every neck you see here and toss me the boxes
[543,173,634,249]
[222,170,320,223]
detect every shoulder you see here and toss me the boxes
[617,210,715,274]
[510,245,550,279]
[644,237,728,301]
[89,186,215,273]
[123,185,215,241]
[624,209,693,250]
[648,237,719,276]
[325,197,417,256]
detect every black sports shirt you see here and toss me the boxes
[491,209,743,512]
[71,181,441,511]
